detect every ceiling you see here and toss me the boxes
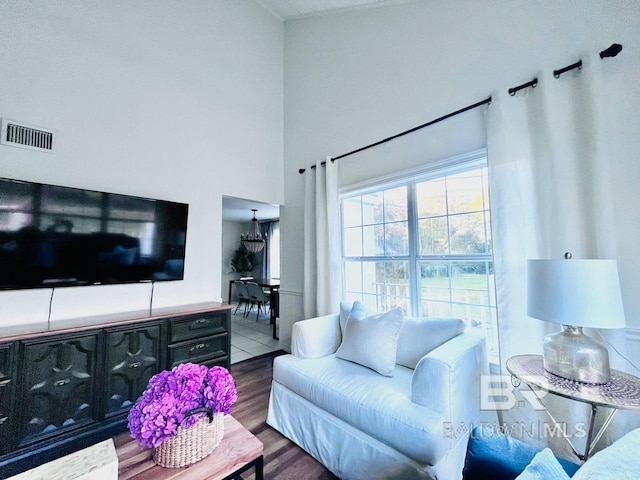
[222,196,280,222]
[257,0,413,20]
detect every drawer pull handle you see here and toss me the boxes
[0,378,10,388]
[189,343,207,355]
[130,362,141,369]
[189,318,211,330]
[54,378,70,387]
[0,416,7,425]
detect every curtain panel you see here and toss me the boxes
[303,157,342,318]
[487,52,640,451]
[260,221,276,279]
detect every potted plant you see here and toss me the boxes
[230,243,258,276]
[127,363,237,468]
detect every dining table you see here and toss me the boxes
[228,277,279,339]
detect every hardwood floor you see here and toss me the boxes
[231,351,338,480]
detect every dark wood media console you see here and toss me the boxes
[0,302,232,478]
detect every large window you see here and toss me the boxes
[341,154,498,358]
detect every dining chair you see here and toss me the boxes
[234,281,251,317]
[246,281,270,321]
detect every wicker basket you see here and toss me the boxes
[153,408,224,468]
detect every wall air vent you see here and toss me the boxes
[1,118,55,152]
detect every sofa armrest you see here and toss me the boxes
[411,330,488,424]
[291,313,341,359]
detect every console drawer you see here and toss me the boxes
[169,313,227,343]
[169,333,228,367]
[197,356,230,369]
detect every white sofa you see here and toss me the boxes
[266,305,490,480]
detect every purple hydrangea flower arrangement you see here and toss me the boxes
[128,363,237,449]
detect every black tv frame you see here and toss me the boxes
[0,177,188,290]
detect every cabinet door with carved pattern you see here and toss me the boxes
[105,322,163,418]
[17,333,98,447]
[0,342,16,455]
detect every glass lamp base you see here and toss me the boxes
[543,325,611,384]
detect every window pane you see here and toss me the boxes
[416,178,446,217]
[418,217,448,255]
[343,226,362,257]
[361,294,379,312]
[345,291,362,304]
[420,262,450,302]
[385,221,408,256]
[373,261,410,313]
[362,192,383,225]
[340,161,497,362]
[343,197,362,228]
[381,261,410,299]
[344,261,362,293]
[363,224,384,256]
[421,300,453,318]
[446,170,485,214]
[450,262,490,305]
[362,262,377,294]
[383,186,407,222]
[449,212,487,254]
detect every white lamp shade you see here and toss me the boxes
[527,259,625,329]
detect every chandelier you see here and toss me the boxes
[241,209,266,253]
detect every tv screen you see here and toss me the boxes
[0,178,188,290]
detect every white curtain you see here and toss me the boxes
[487,51,640,451]
[303,157,342,318]
[260,221,277,279]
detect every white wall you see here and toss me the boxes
[0,1,283,331]
[280,0,640,349]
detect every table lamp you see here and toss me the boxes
[527,254,626,384]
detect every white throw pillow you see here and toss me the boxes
[515,448,571,480]
[339,300,368,334]
[396,317,466,369]
[571,428,640,479]
[335,307,404,377]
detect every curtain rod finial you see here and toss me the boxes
[298,168,306,174]
[600,43,622,59]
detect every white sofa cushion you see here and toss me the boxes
[515,448,571,480]
[396,317,466,369]
[571,428,640,479]
[272,354,447,464]
[336,307,404,376]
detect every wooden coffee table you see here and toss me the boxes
[115,415,263,480]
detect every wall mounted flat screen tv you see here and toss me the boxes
[0,178,188,290]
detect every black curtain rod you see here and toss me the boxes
[554,60,582,78]
[298,43,623,174]
[508,43,623,95]
[298,96,492,174]
[508,78,538,96]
